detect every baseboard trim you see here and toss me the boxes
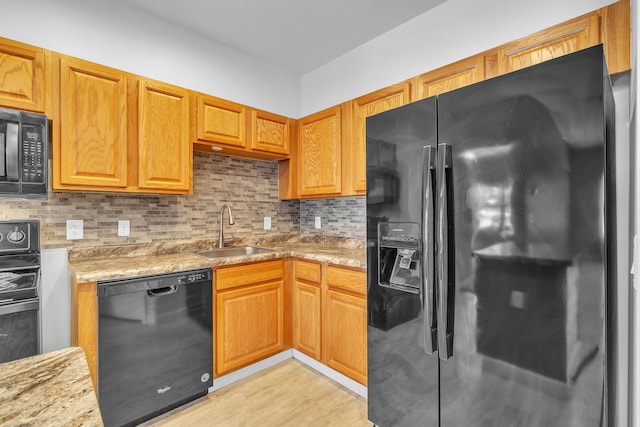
[210,350,294,391]
[209,349,368,400]
[292,349,368,399]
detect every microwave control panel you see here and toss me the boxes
[21,124,45,184]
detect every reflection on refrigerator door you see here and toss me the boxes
[368,46,613,427]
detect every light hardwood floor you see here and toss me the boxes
[144,360,370,427]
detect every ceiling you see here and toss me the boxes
[116,0,447,75]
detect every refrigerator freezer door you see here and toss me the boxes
[437,46,610,426]
[367,98,439,427]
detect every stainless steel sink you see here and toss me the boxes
[196,246,273,259]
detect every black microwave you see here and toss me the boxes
[0,107,48,199]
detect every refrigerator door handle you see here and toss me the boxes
[437,143,454,361]
[422,145,437,354]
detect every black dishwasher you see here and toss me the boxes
[97,269,212,427]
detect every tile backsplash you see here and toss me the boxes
[0,152,299,248]
[0,152,368,248]
[300,197,366,239]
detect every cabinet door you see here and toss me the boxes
[0,38,45,112]
[325,289,367,385]
[351,83,411,194]
[58,56,128,188]
[293,279,322,360]
[196,94,248,148]
[298,105,342,196]
[215,280,284,376]
[414,55,485,99]
[251,109,290,155]
[496,13,600,75]
[137,79,191,192]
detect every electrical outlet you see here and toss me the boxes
[314,216,321,229]
[66,220,84,240]
[118,220,130,237]
[263,217,271,230]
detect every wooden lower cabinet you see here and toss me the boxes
[293,260,322,360]
[325,289,367,385]
[71,280,98,390]
[214,260,285,377]
[324,266,367,385]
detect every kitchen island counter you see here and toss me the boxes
[0,347,102,427]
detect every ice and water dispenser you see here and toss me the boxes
[377,222,421,294]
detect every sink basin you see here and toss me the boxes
[196,246,273,259]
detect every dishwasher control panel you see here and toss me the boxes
[178,271,210,284]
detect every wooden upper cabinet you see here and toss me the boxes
[496,13,600,76]
[600,0,630,75]
[196,94,248,148]
[251,109,290,155]
[351,83,411,194]
[192,92,291,160]
[298,104,343,197]
[58,56,128,188]
[0,38,45,112]
[414,55,485,99]
[136,78,191,192]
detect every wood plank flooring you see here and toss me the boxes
[144,359,370,427]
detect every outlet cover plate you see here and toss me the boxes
[314,216,321,229]
[118,220,130,237]
[66,220,84,240]
[263,217,271,230]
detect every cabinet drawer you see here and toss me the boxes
[215,259,283,291]
[326,266,366,296]
[295,260,321,283]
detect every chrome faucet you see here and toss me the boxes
[218,204,234,248]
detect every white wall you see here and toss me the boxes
[631,2,639,427]
[300,0,617,116]
[0,0,300,118]
[613,73,631,427]
[0,0,619,118]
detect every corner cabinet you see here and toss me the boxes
[0,37,47,112]
[214,260,286,376]
[291,260,368,386]
[298,104,345,197]
[135,78,191,192]
[52,54,192,194]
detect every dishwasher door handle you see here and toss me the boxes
[147,285,178,297]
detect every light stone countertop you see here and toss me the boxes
[0,347,103,427]
[69,234,366,283]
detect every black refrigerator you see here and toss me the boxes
[366,45,616,427]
